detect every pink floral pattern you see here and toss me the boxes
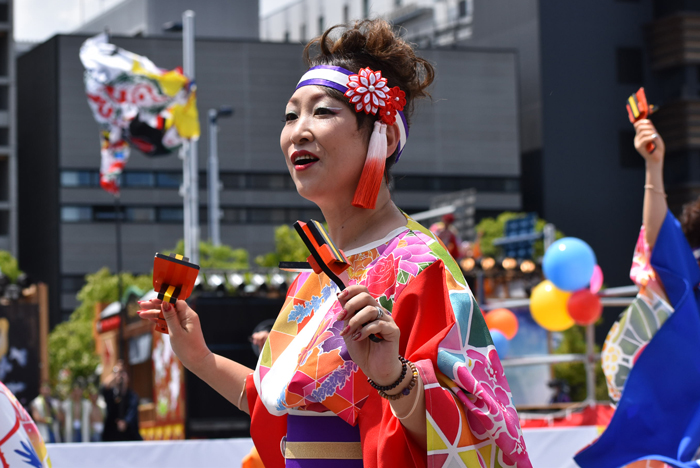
[630,226,655,288]
[256,218,531,467]
[442,347,530,467]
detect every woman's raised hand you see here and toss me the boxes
[337,285,403,386]
[138,299,212,371]
[634,119,665,165]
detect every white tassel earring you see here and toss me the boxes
[352,120,387,209]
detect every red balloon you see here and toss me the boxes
[567,289,602,325]
[485,308,519,339]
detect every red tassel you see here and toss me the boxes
[352,121,387,209]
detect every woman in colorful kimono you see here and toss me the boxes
[140,19,531,468]
[576,121,700,467]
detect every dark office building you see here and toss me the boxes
[18,35,522,326]
[535,1,700,289]
[430,1,700,289]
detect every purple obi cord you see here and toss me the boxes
[284,414,363,468]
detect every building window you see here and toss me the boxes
[458,0,472,18]
[61,170,99,187]
[156,172,181,188]
[123,171,154,188]
[221,208,247,223]
[125,207,155,222]
[249,208,286,224]
[220,173,245,189]
[157,207,184,223]
[61,206,92,222]
[246,173,292,190]
[300,24,307,42]
[393,175,520,193]
[93,205,123,222]
[0,86,9,111]
[616,47,644,84]
[343,5,349,23]
[318,16,324,35]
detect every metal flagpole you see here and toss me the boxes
[208,109,221,246]
[207,106,231,246]
[183,10,199,264]
[115,194,125,362]
[585,323,597,406]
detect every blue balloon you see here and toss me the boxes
[491,330,510,357]
[543,237,597,292]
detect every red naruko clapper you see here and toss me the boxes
[626,87,658,153]
[152,253,200,334]
[294,220,383,342]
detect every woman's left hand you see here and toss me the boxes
[337,285,402,386]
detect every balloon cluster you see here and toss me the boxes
[530,238,603,331]
[485,308,519,357]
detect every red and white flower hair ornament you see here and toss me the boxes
[296,65,409,210]
[345,68,390,115]
[381,87,407,126]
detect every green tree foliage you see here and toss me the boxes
[255,224,310,267]
[475,212,564,258]
[552,325,608,402]
[0,250,21,282]
[167,239,249,270]
[48,268,151,392]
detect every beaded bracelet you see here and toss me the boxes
[378,360,418,401]
[367,355,408,391]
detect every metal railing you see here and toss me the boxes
[483,285,638,405]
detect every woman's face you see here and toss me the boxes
[280,86,368,206]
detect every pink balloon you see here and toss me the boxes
[589,265,603,293]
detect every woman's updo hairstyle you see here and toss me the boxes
[303,19,435,183]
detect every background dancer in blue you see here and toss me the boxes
[576,120,700,467]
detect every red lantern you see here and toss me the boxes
[567,289,602,325]
[485,308,519,340]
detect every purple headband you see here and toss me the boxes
[296,65,409,162]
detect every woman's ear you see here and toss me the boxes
[385,123,400,159]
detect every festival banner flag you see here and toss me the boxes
[80,34,200,194]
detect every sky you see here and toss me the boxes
[14,0,298,42]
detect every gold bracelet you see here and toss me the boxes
[644,184,667,197]
[391,374,422,420]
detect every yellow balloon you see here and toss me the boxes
[530,280,574,331]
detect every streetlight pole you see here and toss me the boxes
[182,10,199,264]
[207,106,233,246]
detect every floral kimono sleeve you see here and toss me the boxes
[601,226,674,404]
[357,260,531,468]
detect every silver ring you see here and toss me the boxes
[651,133,659,140]
[376,306,384,321]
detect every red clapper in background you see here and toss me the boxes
[291,220,383,342]
[626,87,658,153]
[152,253,200,334]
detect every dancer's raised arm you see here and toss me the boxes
[634,119,667,248]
